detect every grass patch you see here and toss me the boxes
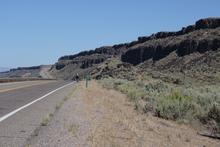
[68,124,79,136]
[63,96,69,101]
[55,94,72,110]
[155,90,193,120]
[40,86,77,127]
[100,78,146,112]
[41,113,53,126]
[55,101,64,110]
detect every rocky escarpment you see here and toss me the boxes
[128,18,220,47]
[55,54,110,70]
[51,43,128,79]
[50,54,112,79]
[52,45,128,79]
[59,46,125,61]
[52,17,220,80]
[121,18,220,65]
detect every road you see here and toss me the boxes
[0,80,75,146]
[0,80,219,147]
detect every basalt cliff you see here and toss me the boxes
[49,18,220,81]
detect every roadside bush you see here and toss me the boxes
[100,78,116,89]
[117,81,145,101]
[197,102,220,133]
[208,103,220,133]
[145,82,168,92]
[100,78,147,112]
[101,78,146,101]
[155,91,193,120]
[100,77,220,134]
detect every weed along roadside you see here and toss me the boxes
[25,85,78,146]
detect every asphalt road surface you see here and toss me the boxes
[0,80,75,146]
[0,80,70,118]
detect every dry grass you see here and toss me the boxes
[41,113,53,126]
[68,123,79,136]
[55,86,77,110]
[41,86,78,127]
[73,80,220,147]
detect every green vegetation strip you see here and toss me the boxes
[100,77,220,135]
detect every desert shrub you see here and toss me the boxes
[145,81,169,94]
[116,80,146,101]
[144,81,171,110]
[100,77,220,133]
[101,78,146,101]
[155,91,193,120]
[207,103,220,133]
[208,103,220,122]
[196,101,220,133]
[100,78,116,89]
[100,78,146,112]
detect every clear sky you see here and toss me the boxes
[0,0,219,68]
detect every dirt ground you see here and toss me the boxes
[28,80,220,147]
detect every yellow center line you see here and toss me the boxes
[0,81,56,93]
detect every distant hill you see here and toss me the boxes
[0,67,10,73]
[0,65,53,79]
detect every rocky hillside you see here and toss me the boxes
[50,17,220,80]
[0,65,53,79]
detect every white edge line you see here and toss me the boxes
[0,81,75,123]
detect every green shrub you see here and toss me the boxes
[198,102,220,133]
[100,78,115,89]
[155,91,193,120]
[145,82,168,93]
[117,80,145,101]
[100,77,220,133]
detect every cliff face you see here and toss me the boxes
[121,18,220,65]
[54,54,108,70]
[121,28,220,65]
[52,18,220,79]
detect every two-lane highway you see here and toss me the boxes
[0,80,71,121]
[0,80,75,146]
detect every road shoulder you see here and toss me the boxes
[27,80,220,147]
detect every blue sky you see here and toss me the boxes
[0,0,219,67]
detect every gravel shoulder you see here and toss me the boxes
[28,81,220,147]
